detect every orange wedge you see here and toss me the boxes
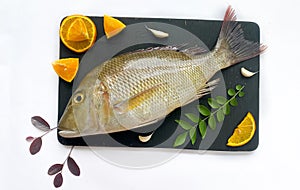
[60,15,97,53]
[66,18,89,41]
[103,15,126,39]
[52,58,79,82]
[227,112,256,147]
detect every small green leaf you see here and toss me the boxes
[238,91,245,97]
[223,103,230,115]
[185,113,199,123]
[175,120,193,130]
[216,96,227,105]
[236,84,243,91]
[198,105,211,116]
[208,98,220,109]
[189,127,197,145]
[198,120,207,138]
[216,110,225,122]
[227,89,236,96]
[173,131,188,147]
[174,83,247,147]
[230,98,238,106]
[208,115,216,130]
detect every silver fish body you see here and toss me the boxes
[58,6,266,138]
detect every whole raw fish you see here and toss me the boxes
[58,6,266,137]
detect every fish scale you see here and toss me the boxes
[99,50,213,129]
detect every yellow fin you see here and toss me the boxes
[113,83,165,114]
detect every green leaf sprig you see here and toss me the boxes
[173,84,245,147]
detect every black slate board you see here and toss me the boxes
[57,16,260,151]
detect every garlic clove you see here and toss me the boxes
[145,26,169,38]
[241,67,258,78]
[138,133,154,143]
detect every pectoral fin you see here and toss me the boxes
[113,83,165,114]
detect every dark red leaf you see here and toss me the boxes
[31,116,50,131]
[67,157,80,176]
[26,136,34,142]
[53,173,63,188]
[48,164,63,176]
[29,137,42,155]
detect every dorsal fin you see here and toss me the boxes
[120,44,209,57]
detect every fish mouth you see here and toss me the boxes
[58,130,81,138]
[58,104,82,138]
[58,117,81,138]
[58,105,98,138]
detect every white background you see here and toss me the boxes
[0,0,299,189]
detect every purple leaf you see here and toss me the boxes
[48,164,63,176]
[53,173,63,188]
[31,116,50,131]
[26,136,34,142]
[29,137,42,155]
[67,156,80,176]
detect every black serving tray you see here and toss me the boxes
[57,16,260,151]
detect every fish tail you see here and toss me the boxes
[214,6,267,68]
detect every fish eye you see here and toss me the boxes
[73,93,84,103]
